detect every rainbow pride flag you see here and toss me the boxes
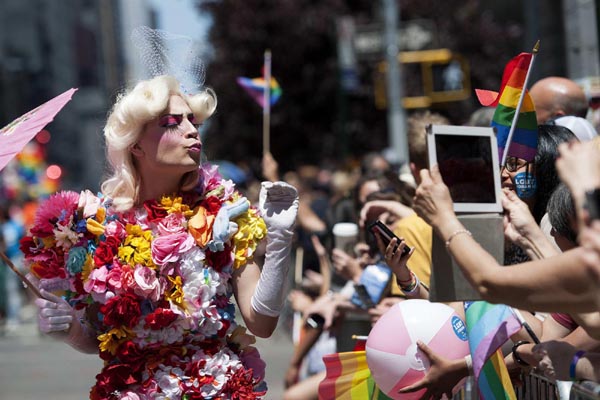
[318,351,393,400]
[464,301,521,400]
[236,76,282,108]
[475,53,538,162]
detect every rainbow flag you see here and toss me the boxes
[236,76,282,108]
[464,301,521,400]
[318,351,393,400]
[475,53,538,162]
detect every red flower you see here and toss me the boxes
[143,199,168,222]
[19,236,37,258]
[93,236,120,267]
[144,308,178,330]
[100,293,141,328]
[202,196,222,215]
[30,248,67,280]
[222,368,265,400]
[116,340,146,374]
[92,363,139,400]
[205,246,232,272]
[217,318,231,338]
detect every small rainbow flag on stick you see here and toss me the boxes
[476,42,540,165]
[464,301,521,400]
[236,76,282,108]
[318,351,393,400]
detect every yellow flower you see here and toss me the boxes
[81,254,93,281]
[165,275,184,306]
[161,195,193,217]
[228,326,256,349]
[96,207,106,224]
[86,218,105,236]
[188,206,215,247]
[119,224,155,268]
[232,208,266,269]
[98,326,134,355]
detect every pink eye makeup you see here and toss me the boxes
[159,114,183,128]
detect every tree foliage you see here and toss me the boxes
[198,0,523,172]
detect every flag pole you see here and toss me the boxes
[511,307,540,344]
[501,40,540,167]
[263,49,272,156]
[0,250,42,298]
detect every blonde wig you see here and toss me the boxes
[101,75,217,211]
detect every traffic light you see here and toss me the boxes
[374,49,471,109]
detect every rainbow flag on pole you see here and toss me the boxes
[475,52,538,163]
[236,76,282,108]
[318,351,393,400]
[464,301,521,400]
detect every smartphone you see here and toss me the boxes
[367,220,411,257]
[351,283,377,309]
[305,313,326,329]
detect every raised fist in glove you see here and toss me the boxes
[35,289,74,334]
[259,181,299,233]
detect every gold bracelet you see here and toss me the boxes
[445,229,472,249]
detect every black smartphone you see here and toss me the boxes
[367,220,411,257]
[585,189,600,221]
[305,313,325,329]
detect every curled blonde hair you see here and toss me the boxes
[101,75,217,211]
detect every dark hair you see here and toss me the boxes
[532,124,577,222]
[360,152,391,175]
[547,183,577,244]
[352,170,415,214]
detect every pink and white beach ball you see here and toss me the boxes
[366,300,469,399]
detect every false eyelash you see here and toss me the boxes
[159,115,183,127]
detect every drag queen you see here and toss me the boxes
[22,75,298,399]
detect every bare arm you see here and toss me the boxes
[232,261,279,338]
[413,166,600,312]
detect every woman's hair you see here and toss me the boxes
[532,124,577,222]
[101,75,217,211]
[547,183,577,244]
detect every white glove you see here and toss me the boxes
[35,289,74,333]
[35,289,97,353]
[251,181,299,317]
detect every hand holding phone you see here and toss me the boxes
[367,220,411,257]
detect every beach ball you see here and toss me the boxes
[366,299,469,399]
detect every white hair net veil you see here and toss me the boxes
[131,26,206,94]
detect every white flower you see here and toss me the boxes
[53,223,81,249]
[156,367,184,398]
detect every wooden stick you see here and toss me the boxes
[0,250,42,297]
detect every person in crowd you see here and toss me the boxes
[0,201,25,333]
[530,76,589,124]
[24,75,299,399]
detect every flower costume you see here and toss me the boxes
[22,164,269,400]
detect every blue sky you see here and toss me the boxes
[150,0,211,41]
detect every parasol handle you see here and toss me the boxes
[0,250,42,298]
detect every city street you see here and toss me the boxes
[0,306,294,400]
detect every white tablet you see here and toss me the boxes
[426,124,502,213]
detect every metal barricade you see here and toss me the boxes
[517,372,561,400]
[570,380,600,400]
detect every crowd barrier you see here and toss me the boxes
[453,373,600,400]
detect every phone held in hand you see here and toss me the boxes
[350,263,392,309]
[367,220,411,257]
[305,313,326,329]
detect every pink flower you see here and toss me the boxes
[151,233,194,266]
[119,391,143,400]
[133,265,161,302]
[241,346,266,382]
[106,263,125,292]
[156,213,186,236]
[104,220,127,240]
[200,164,223,192]
[31,191,79,236]
[78,189,101,218]
[84,265,109,294]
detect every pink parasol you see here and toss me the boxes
[0,88,77,171]
[0,87,78,297]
